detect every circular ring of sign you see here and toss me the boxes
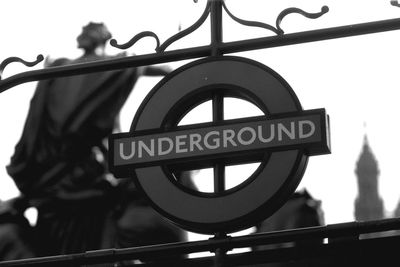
[130,56,308,234]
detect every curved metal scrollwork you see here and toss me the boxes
[110,31,161,51]
[0,0,344,92]
[0,54,44,80]
[110,1,328,53]
[222,1,281,35]
[223,2,328,35]
[157,1,211,52]
[111,1,211,53]
[276,6,329,34]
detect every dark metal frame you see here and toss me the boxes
[1,217,400,266]
[2,1,400,92]
[2,0,400,266]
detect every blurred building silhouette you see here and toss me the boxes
[354,135,384,221]
[393,193,400,217]
[394,202,400,217]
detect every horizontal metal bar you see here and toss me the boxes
[2,217,400,266]
[1,17,400,93]
[220,16,400,54]
[133,235,400,267]
[0,46,212,94]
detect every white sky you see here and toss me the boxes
[1,0,400,232]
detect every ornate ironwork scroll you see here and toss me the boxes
[1,0,400,92]
[110,0,329,53]
[110,31,161,51]
[222,2,329,35]
[110,0,328,52]
[275,6,329,34]
[157,1,211,53]
[0,55,43,80]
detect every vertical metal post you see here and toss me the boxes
[210,0,225,192]
[210,0,225,196]
[212,232,227,267]
[210,0,223,56]
[210,1,226,267]
[212,94,225,193]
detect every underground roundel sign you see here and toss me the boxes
[109,56,330,234]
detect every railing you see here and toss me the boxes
[1,217,400,266]
[2,1,400,93]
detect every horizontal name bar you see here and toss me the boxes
[110,109,330,170]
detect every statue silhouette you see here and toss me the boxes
[3,22,184,260]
